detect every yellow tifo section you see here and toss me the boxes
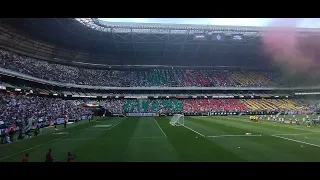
[240,99,309,111]
[231,72,272,86]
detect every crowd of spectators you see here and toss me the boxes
[0,91,317,125]
[0,92,91,124]
[182,99,249,112]
[85,100,125,114]
[295,100,320,112]
[240,99,310,112]
[100,99,312,114]
[0,49,282,87]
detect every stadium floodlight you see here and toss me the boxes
[170,114,184,126]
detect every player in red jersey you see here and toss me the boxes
[21,153,29,162]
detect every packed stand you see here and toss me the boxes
[85,100,125,114]
[230,71,278,87]
[115,99,311,114]
[240,99,309,112]
[0,92,92,124]
[122,99,184,114]
[294,100,320,112]
[0,92,315,122]
[182,99,249,113]
[118,99,249,114]
[0,49,282,87]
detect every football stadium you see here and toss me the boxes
[0,18,320,162]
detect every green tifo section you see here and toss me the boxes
[123,99,183,112]
[2,115,320,162]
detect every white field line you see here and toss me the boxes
[0,122,88,147]
[179,124,205,137]
[271,134,320,148]
[153,118,167,138]
[0,125,92,161]
[289,127,320,133]
[80,121,121,132]
[205,116,320,133]
[207,134,262,138]
[272,132,320,136]
[207,132,320,138]
[107,121,122,130]
[188,117,320,139]
[0,121,123,161]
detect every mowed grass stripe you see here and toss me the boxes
[195,116,315,135]
[272,133,320,148]
[155,117,246,162]
[195,116,296,135]
[122,118,178,162]
[73,117,139,162]
[189,116,320,161]
[187,117,304,161]
[221,116,320,133]
[186,116,259,136]
[5,116,320,162]
[126,117,165,138]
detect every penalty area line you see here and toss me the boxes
[153,118,167,138]
[180,124,205,137]
[272,132,320,136]
[271,134,320,148]
[80,120,122,132]
[108,121,122,130]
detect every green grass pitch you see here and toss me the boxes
[1,115,320,162]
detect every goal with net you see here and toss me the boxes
[170,114,184,126]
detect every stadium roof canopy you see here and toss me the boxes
[0,18,319,68]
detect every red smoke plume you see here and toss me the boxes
[262,18,320,76]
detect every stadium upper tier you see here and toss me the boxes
[0,49,285,87]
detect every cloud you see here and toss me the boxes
[132,18,148,23]
[209,18,272,26]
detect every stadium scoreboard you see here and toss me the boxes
[193,33,243,41]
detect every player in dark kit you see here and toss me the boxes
[21,153,29,162]
[64,119,67,128]
[312,118,318,126]
[67,152,76,162]
[45,148,54,162]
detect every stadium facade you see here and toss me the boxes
[0,18,319,120]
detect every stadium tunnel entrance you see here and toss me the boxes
[82,103,112,117]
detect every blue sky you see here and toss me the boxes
[98,18,320,28]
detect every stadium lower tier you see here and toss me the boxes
[119,99,309,113]
[0,91,316,124]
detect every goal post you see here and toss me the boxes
[170,114,184,126]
